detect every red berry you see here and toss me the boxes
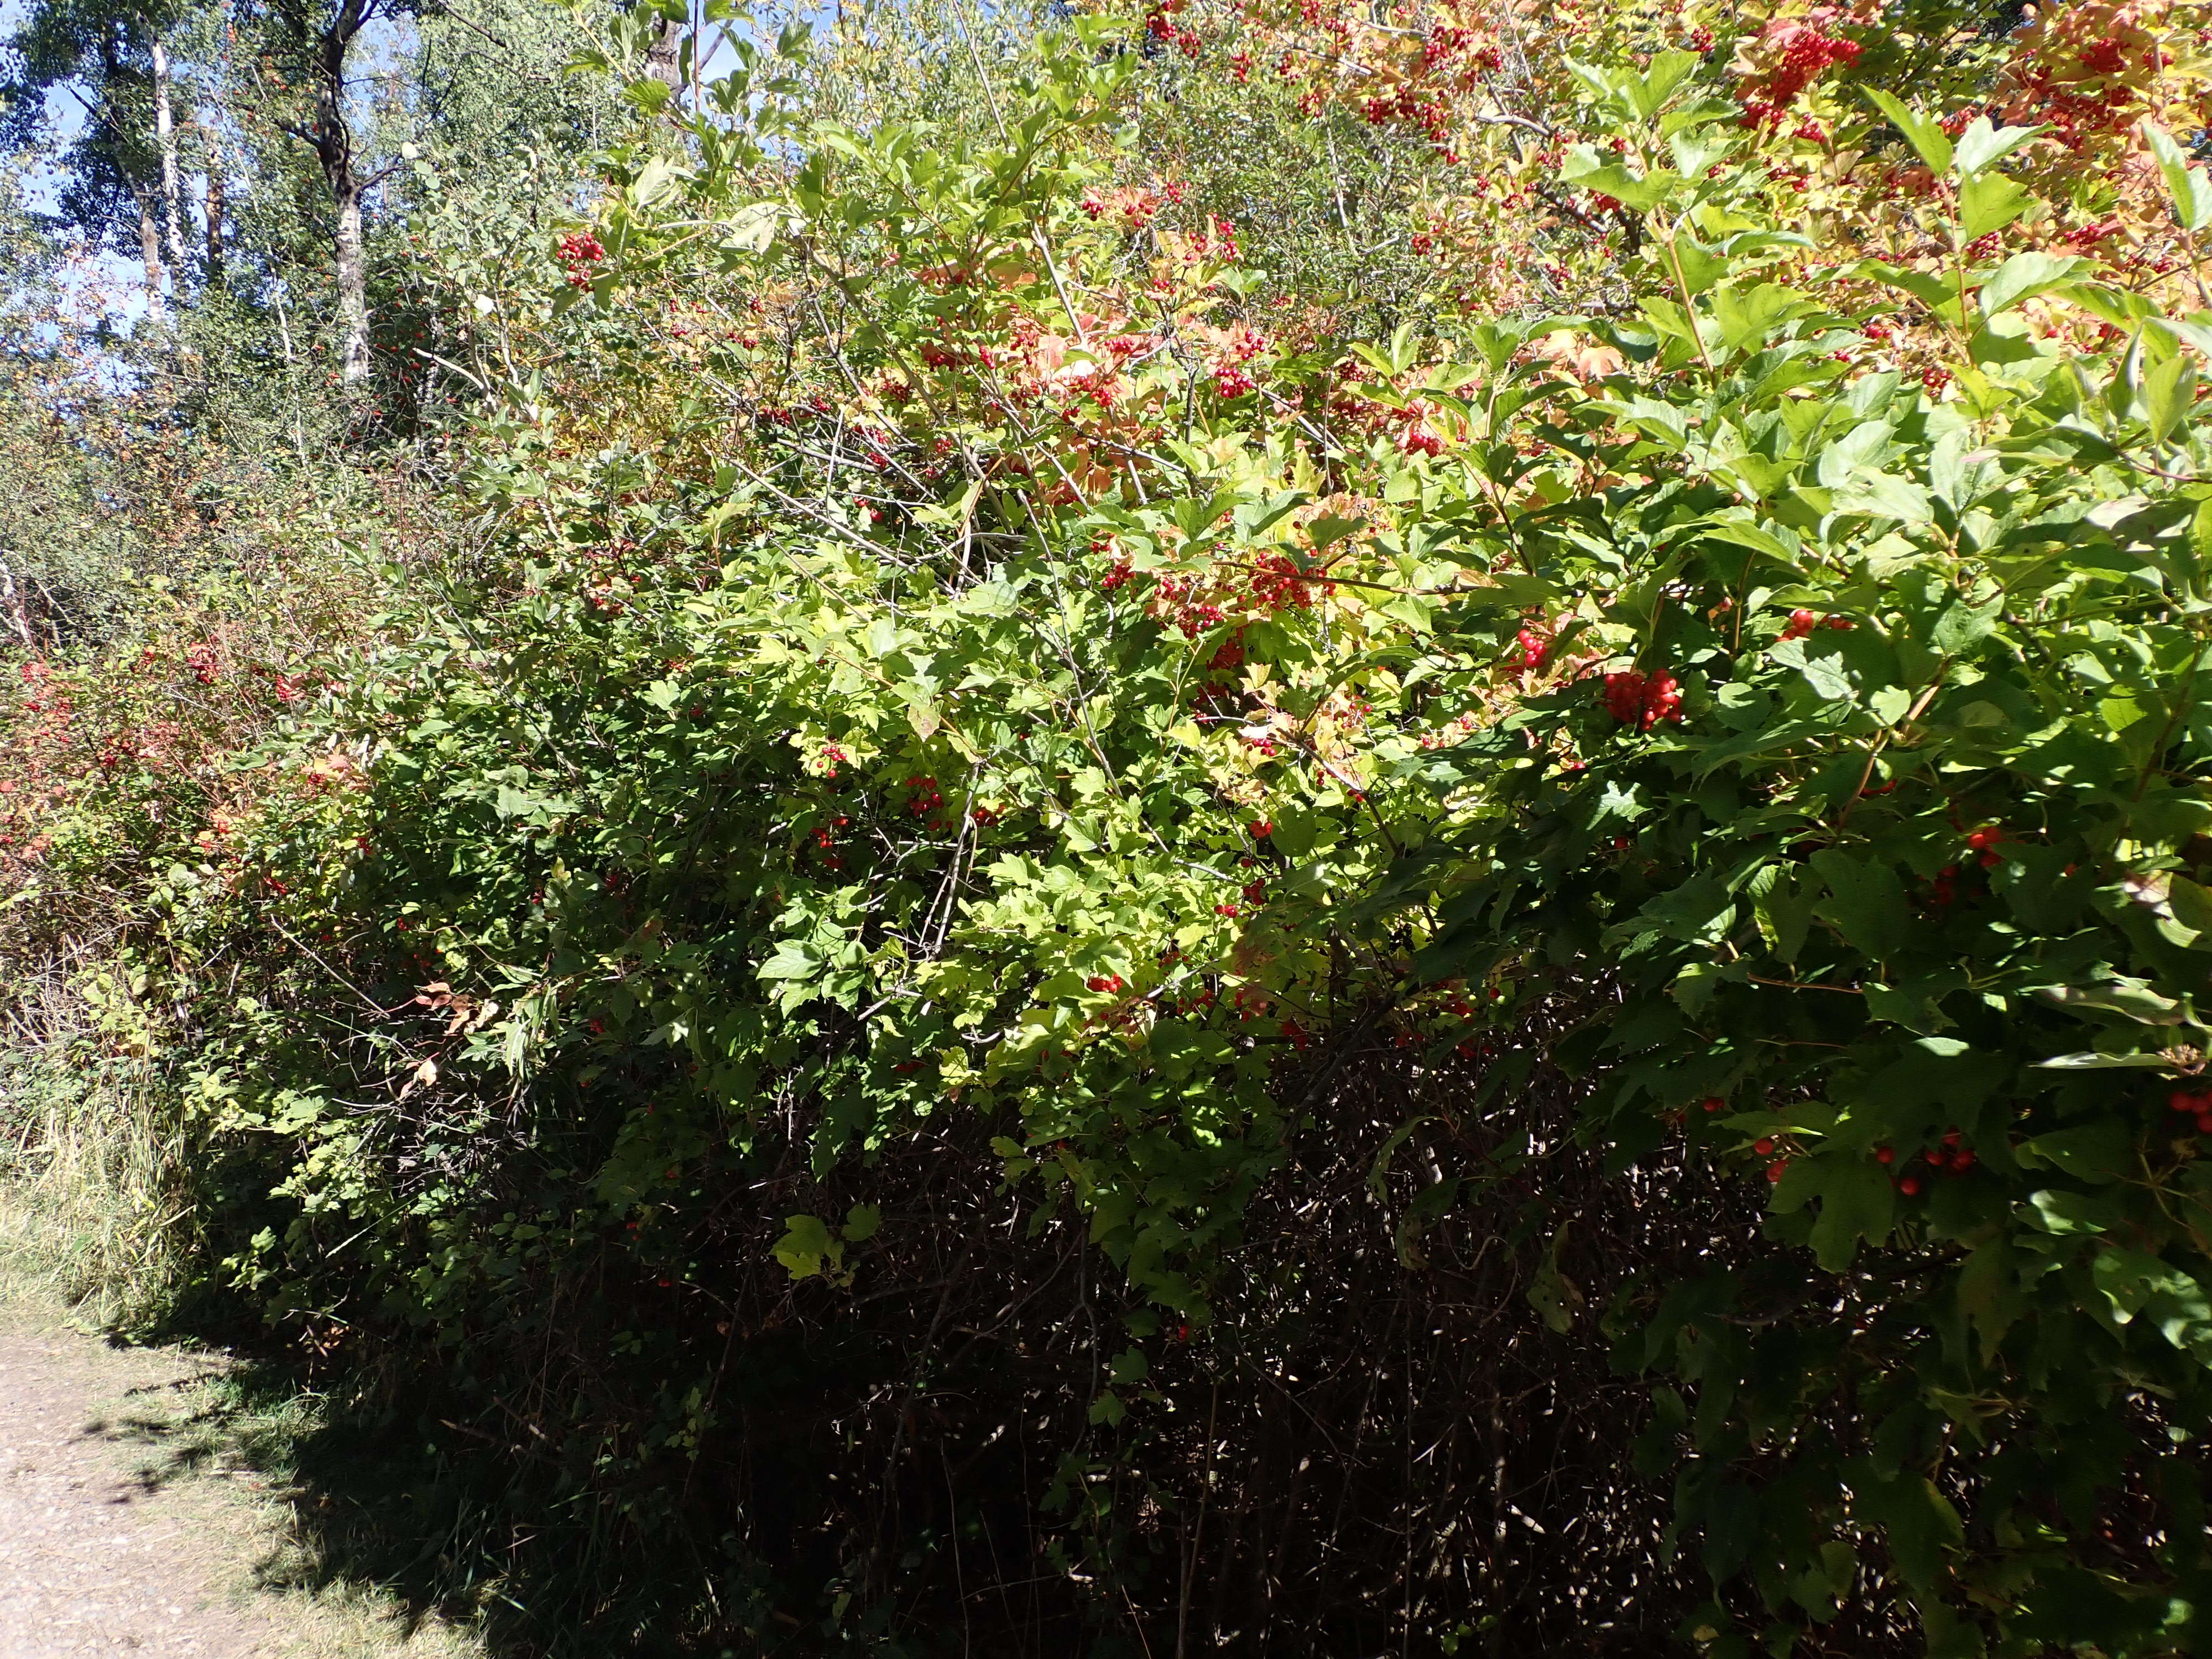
[1251,820,1273,838]
[1766,1160,1788,1184]
[1898,1176,1921,1196]
[2195,1113,2212,1134]
[1874,1145,1895,1165]
[1753,1137,1775,1156]
[1951,1149,1975,1171]
[2173,1089,2198,1114]
[1702,1097,1725,1113]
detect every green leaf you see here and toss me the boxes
[2017,1120,2135,1183]
[1809,851,1910,962]
[2170,875,2212,941]
[1928,591,2004,655]
[2146,121,2212,232]
[1748,864,1818,964]
[773,1213,843,1279]
[841,1203,882,1242]
[1958,1238,2025,1364]
[1527,1226,1585,1333]
[1960,171,2033,242]
[1831,469,1933,524]
[1304,513,1364,550]
[1806,1156,1897,1270]
[1855,1472,1965,1594]
[1864,89,1953,174]
[1630,49,1700,119]
[2034,977,2187,1025]
[2031,1051,2176,1071]
[1627,873,1738,947]
[1951,117,2043,178]
[1562,159,1672,212]
[1858,260,1957,314]
[757,940,825,982]
[2145,353,2197,447]
[1978,252,2081,319]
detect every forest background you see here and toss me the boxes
[7,0,2212,1652]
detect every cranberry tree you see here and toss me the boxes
[12,0,2212,1650]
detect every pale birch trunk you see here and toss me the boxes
[135,192,164,298]
[150,35,187,277]
[333,180,369,382]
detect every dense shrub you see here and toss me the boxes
[14,1,2212,1653]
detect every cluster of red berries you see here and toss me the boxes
[2007,68,2140,153]
[1687,24,1715,53]
[1100,557,1136,592]
[2169,1089,2212,1133]
[1937,103,1980,138]
[1927,859,1980,906]
[1509,627,1550,672]
[1399,412,1446,457]
[1736,24,1861,127]
[2060,219,2122,251]
[186,642,220,685]
[1142,7,1203,56]
[1153,573,1229,636]
[1780,608,1852,641]
[906,775,943,817]
[1248,551,1315,612]
[556,231,606,291]
[1187,216,1241,263]
[1963,823,2008,868]
[1879,1130,1975,1195]
[1214,362,1257,398]
[1085,973,1126,994]
[1920,364,1953,395]
[1360,83,1453,146]
[1601,669,1683,730]
[1420,24,1494,70]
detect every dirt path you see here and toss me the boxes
[0,1300,476,1659]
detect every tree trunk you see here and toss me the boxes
[0,554,36,651]
[309,0,373,384]
[135,191,164,298]
[333,177,369,382]
[204,136,224,284]
[150,34,187,278]
[646,13,684,93]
